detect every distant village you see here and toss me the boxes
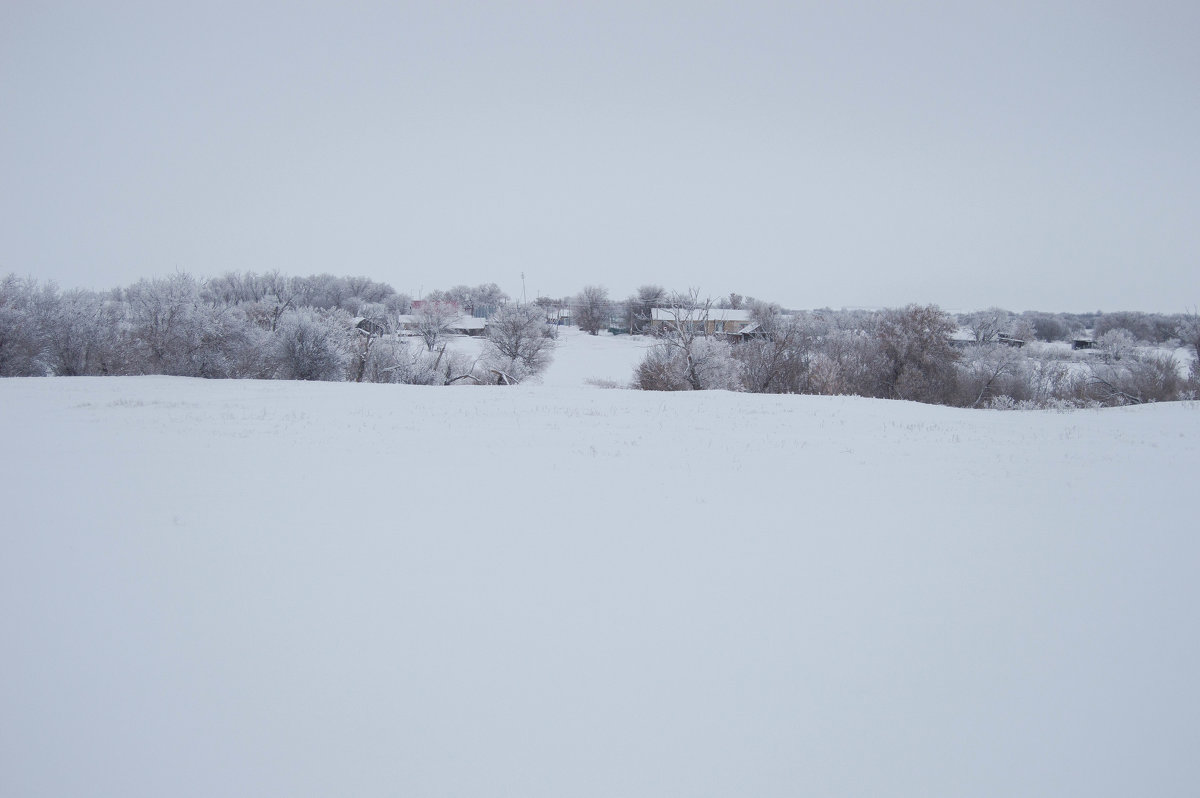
[3,271,1197,407]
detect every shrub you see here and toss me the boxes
[272,308,351,381]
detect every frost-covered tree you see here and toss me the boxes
[193,305,273,379]
[1086,351,1184,405]
[272,308,352,381]
[736,313,820,394]
[292,273,395,313]
[483,304,555,384]
[875,304,961,404]
[634,289,745,391]
[643,290,722,390]
[242,272,299,332]
[1024,312,1072,342]
[1176,312,1200,359]
[436,283,509,316]
[807,328,889,398]
[415,301,459,351]
[0,274,49,376]
[42,288,125,376]
[121,273,264,378]
[956,343,1028,407]
[381,293,414,328]
[626,285,666,333]
[634,337,741,391]
[1092,311,1174,343]
[342,275,396,313]
[1177,312,1200,391]
[1096,328,1137,361]
[203,270,293,307]
[359,338,438,384]
[1009,317,1036,344]
[574,285,610,335]
[686,337,742,390]
[633,343,691,390]
[962,307,1012,343]
[124,273,208,375]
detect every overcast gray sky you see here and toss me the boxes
[2,1,1197,312]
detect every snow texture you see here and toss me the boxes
[2,356,1198,796]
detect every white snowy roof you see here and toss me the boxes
[392,314,485,331]
[448,316,486,331]
[650,308,753,323]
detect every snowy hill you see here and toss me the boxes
[2,373,1198,797]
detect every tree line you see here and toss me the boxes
[629,292,1200,408]
[527,282,1198,408]
[3,271,1197,406]
[0,272,552,385]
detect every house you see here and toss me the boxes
[393,314,420,335]
[723,313,805,342]
[447,316,487,336]
[996,333,1026,348]
[949,326,1026,348]
[727,321,766,341]
[1072,337,1096,350]
[353,317,387,337]
[949,326,978,348]
[649,308,754,336]
[391,313,487,337]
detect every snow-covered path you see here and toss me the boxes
[536,327,652,387]
[2,377,1197,797]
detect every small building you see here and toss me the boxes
[996,333,1026,348]
[1072,337,1096,350]
[949,327,978,348]
[353,317,387,337]
[728,321,766,342]
[649,308,754,336]
[391,313,487,337]
[448,316,487,336]
[393,314,420,335]
[949,327,1026,348]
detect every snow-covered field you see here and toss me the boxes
[3,338,1198,797]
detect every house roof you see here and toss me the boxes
[448,316,486,331]
[650,308,753,323]
[392,314,486,331]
